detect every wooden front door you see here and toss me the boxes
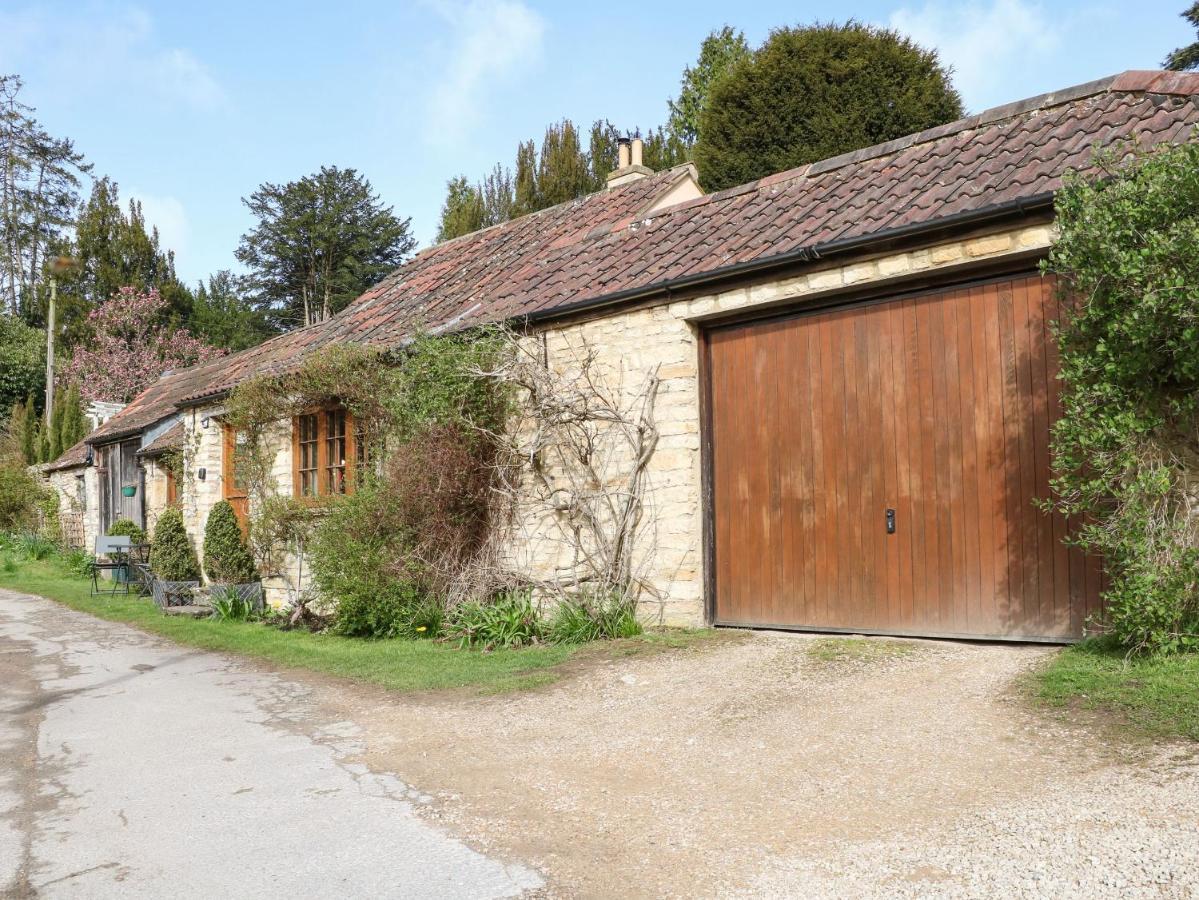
[222,425,249,532]
[706,274,1101,641]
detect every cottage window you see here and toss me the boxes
[325,409,347,495]
[292,407,357,499]
[297,413,320,497]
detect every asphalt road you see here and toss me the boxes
[0,588,541,899]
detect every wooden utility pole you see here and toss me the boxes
[44,275,55,429]
[44,255,76,435]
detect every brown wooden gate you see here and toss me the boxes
[706,274,1101,641]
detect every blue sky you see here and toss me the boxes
[0,0,1191,287]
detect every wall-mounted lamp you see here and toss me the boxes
[201,417,211,429]
[197,467,206,481]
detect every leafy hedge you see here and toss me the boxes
[1045,141,1199,653]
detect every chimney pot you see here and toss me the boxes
[617,137,631,169]
[631,138,643,168]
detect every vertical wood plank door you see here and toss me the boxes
[706,274,1099,641]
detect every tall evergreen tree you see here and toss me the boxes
[480,163,515,226]
[536,120,592,208]
[1165,3,1199,70]
[666,27,753,149]
[190,270,273,351]
[0,75,91,321]
[53,177,194,345]
[18,393,36,464]
[236,166,416,329]
[436,176,487,242]
[588,120,623,189]
[694,23,963,191]
[513,140,539,217]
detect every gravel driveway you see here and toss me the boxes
[3,586,1197,898]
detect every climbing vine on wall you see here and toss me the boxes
[1044,140,1199,654]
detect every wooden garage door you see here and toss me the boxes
[706,274,1101,641]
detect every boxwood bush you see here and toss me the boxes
[203,500,257,584]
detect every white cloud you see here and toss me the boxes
[889,0,1061,111]
[0,5,224,110]
[129,190,189,263]
[422,0,546,141]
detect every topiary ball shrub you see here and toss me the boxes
[203,500,257,584]
[150,506,200,581]
[107,517,146,545]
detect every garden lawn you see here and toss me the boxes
[1031,636,1199,742]
[0,557,574,694]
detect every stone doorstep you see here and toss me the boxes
[162,604,211,619]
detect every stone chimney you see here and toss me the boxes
[607,135,654,188]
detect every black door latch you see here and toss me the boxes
[886,508,896,534]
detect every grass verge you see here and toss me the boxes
[1030,636,1199,742]
[0,556,722,696]
[0,557,575,695]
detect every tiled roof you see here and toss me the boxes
[90,69,1199,443]
[136,422,184,457]
[44,438,91,472]
[85,354,232,445]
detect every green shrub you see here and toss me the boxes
[450,591,545,650]
[310,481,421,638]
[1046,141,1199,653]
[107,517,146,545]
[149,506,199,581]
[0,464,44,532]
[406,597,446,639]
[203,500,257,584]
[59,547,92,578]
[548,592,642,644]
[15,531,57,561]
[209,585,257,622]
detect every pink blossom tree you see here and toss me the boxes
[64,287,224,402]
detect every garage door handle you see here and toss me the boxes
[886,508,896,534]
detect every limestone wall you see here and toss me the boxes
[163,223,1053,623]
[507,224,1055,625]
[45,464,99,550]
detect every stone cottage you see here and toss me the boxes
[54,70,1199,640]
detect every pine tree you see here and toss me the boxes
[536,120,592,208]
[35,412,50,463]
[667,27,753,148]
[436,176,487,242]
[1164,3,1199,70]
[19,393,36,464]
[588,119,622,189]
[0,75,91,321]
[8,399,29,463]
[480,163,514,226]
[203,499,257,583]
[236,166,416,329]
[53,382,87,453]
[190,271,273,351]
[513,140,538,216]
[53,177,194,346]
